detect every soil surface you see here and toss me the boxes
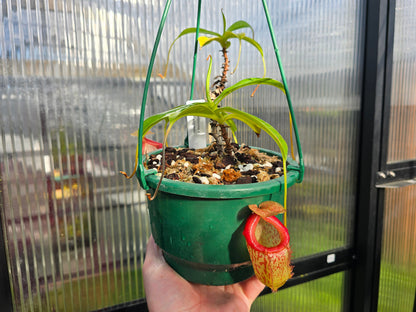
[145,143,284,185]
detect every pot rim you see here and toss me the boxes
[142,146,301,199]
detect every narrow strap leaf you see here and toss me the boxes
[227,21,254,38]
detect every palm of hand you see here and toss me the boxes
[143,236,265,312]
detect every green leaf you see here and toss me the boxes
[232,38,243,74]
[231,33,252,75]
[205,55,213,104]
[241,36,264,57]
[227,21,254,38]
[225,118,238,133]
[221,31,239,42]
[171,103,218,124]
[225,32,266,76]
[241,36,266,77]
[160,27,221,78]
[221,10,226,34]
[222,110,262,135]
[219,107,288,159]
[176,27,221,41]
[143,107,182,134]
[214,77,286,106]
[143,101,227,136]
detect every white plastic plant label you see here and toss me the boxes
[186,99,207,149]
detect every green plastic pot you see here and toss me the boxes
[143,147,300,285]
[134,0,305,286]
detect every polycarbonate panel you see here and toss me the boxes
[387,0,416,163]
[251,0,366,259]
[0,0,364,311]
[377,186,416,312]
[0,0,157,310]
[378,2,416,310]
[252,272,346,312]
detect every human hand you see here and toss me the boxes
[143,235,265,312]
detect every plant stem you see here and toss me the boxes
[209,120,224,155]
[209,47,232,155]
[211,47,230,99]
[220,124,233,155]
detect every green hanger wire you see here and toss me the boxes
[261,0,304,182]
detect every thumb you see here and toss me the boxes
[144,235,166,272]
[240,275,266,303]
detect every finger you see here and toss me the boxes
[239,275,266,303]
[144,235,165,270]
[145,235,161,258]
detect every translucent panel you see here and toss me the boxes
[0,1,154,310]
[387,0,416,163]
[0,0,364,311]
[380,3,416,309]
[377,186,416,312]
[249,0,366,258]
[252,272,346,312]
